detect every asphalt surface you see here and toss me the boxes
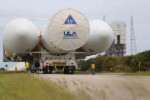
[36,73,150,100]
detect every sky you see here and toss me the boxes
[0,0,150,68]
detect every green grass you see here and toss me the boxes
[0,72,78,100]
[125,71,150,76]
[75,70,150,76]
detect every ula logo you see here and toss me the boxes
[63,31,78,39]
[64,15,77,24]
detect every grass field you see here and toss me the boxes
[75,70,150,76]
[126,71,150,76]
[0,72,78,100]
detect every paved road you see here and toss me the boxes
[36,74,150,100]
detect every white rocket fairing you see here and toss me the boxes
[42,9,90,54]
[82,20,113,54]
[3,18,39,59]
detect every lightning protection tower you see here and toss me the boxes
[130,16,137,55]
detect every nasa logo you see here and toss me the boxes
[63,31,78,39]
[64,15,77,24]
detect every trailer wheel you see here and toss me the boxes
[47,66,54,74]
[70,66,75,74]
[43,69,47,74]
[64,66,69,74]
[64,68,67,74]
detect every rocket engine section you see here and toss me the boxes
[3,18,39,60]
[82,20,113,54]
[42,9,90,54]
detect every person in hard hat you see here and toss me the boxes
[25,61,30,73]
[91,64,96,75]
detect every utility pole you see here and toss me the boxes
[130,16,137,55]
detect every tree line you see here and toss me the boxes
[78,50,150,72]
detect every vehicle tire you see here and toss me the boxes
[64,66,69,74]
[43,69,46,74]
